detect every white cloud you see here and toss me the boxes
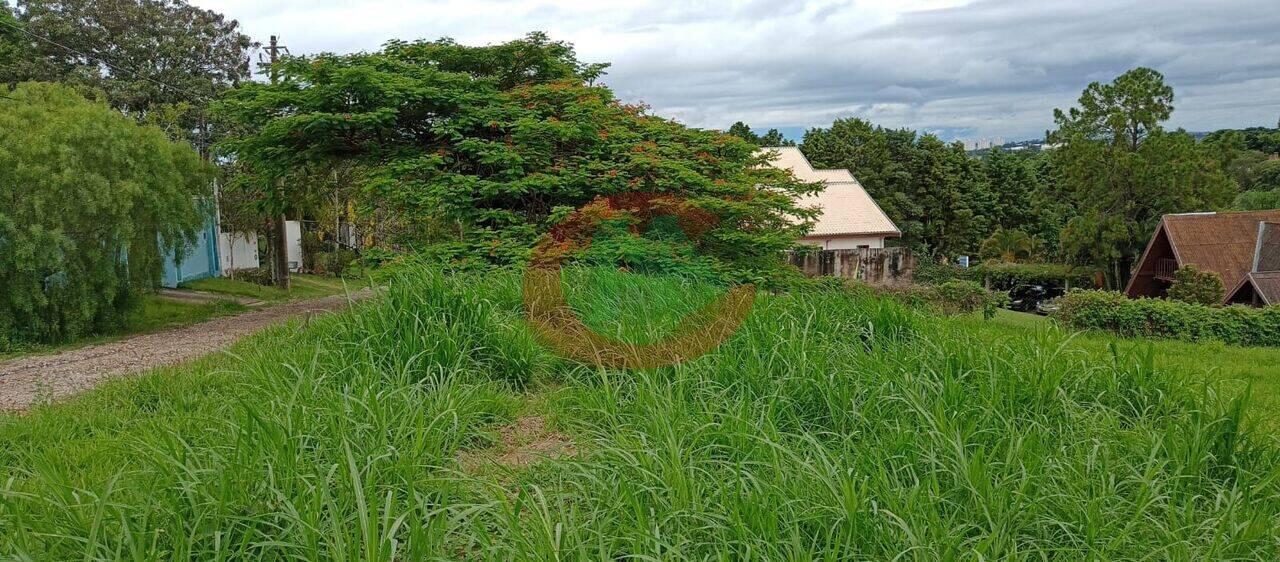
[193,0,1280,140]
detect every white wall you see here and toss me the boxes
[802,236,886,250]
[219,232,260,272]
[286,220,303,272]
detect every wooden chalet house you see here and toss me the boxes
[1125,210,1280,306]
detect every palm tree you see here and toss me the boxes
[980,228,1035,262]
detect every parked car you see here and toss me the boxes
[1007,283,1064,314]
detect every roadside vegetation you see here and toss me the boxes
[2,266,1277,559]
[0,296,245,361]
[183,273,353,303]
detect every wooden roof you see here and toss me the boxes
[1229,272,1280,306]
[1159,210,1280,293]
[1259,222,1280,272]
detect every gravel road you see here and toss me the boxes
[0,291,370,412]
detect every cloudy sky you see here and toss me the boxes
[194,0,1280,142]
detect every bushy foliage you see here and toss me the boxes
[915,260,1094,291]
[1053,290,1280,347]
[975,262,1096,290]
[1050,68,1235,286]
[913,260,976,284]
[0,83,209,346]
[214,33,819,286]
[874,280,1007,319]
[1234,188,1280,211]
[1167,265,1225,306]
[2,0,252,146]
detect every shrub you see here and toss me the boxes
[914,261,975,284]
[915,261,1095,291]
[972,262,1096,290]
[0,83,210,344]
[1053,289,1280,347]
[876,280,1007,319]
[1167,265,1225,306]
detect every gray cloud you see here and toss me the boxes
[196,0,1280,141]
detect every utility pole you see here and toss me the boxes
[262,35,291,290]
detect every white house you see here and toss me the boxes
[761,146,900,250]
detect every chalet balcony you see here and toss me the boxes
[1152,258,1179,282]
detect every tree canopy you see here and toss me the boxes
[1,0,253,144]
[1049,67,1234,286]
[726,121,794,147]
[801,118,994,256]
[0,82,210,345]
[213,33,818,284]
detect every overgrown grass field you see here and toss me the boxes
[2,267,1278,559]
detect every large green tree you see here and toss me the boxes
[1,0,252,144]
[214,33,818,283]
[0,82,210,345]
[1050,67,1234,287]
[726,121,793,147]
[801,118,994,256]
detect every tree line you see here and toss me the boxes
[732,68,1279,288]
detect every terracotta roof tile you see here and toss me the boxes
[1259,222,1280,272]
[1162,210,1280,293]
[760,147,900,237]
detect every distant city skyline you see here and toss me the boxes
[195,0,1280,140]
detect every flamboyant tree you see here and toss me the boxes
[214,33,819,284]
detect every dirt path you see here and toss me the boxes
[0,290,372,412]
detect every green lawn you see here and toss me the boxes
[986,309,1280,424]
[183,273,353,302]
[0,296,247,361]
[2,268,1278,559]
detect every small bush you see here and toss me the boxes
[1053,289,1280,347]
[914,261,975,284]
[226,267,274,286]
[876,280,1007,319]
[914,261,1095,291]
[973,262,1096,291]
[1167,265,1225,306]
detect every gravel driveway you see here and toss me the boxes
[0,291,371,412]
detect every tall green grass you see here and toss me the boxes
[2,265,1277,559]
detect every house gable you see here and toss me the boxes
[1126,210,1280,304]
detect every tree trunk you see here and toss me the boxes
[272,214,291,290]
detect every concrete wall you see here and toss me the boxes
[801,235,886,250]
[218,232,260,273]
[286,220,303,272]
[789,247,915,285]
[161,212,220,288]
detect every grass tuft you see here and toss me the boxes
[2,265,1278,559]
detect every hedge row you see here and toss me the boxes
[1052,290,1280,347]
[866,280,1008,319]
[916,261,1096,290]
